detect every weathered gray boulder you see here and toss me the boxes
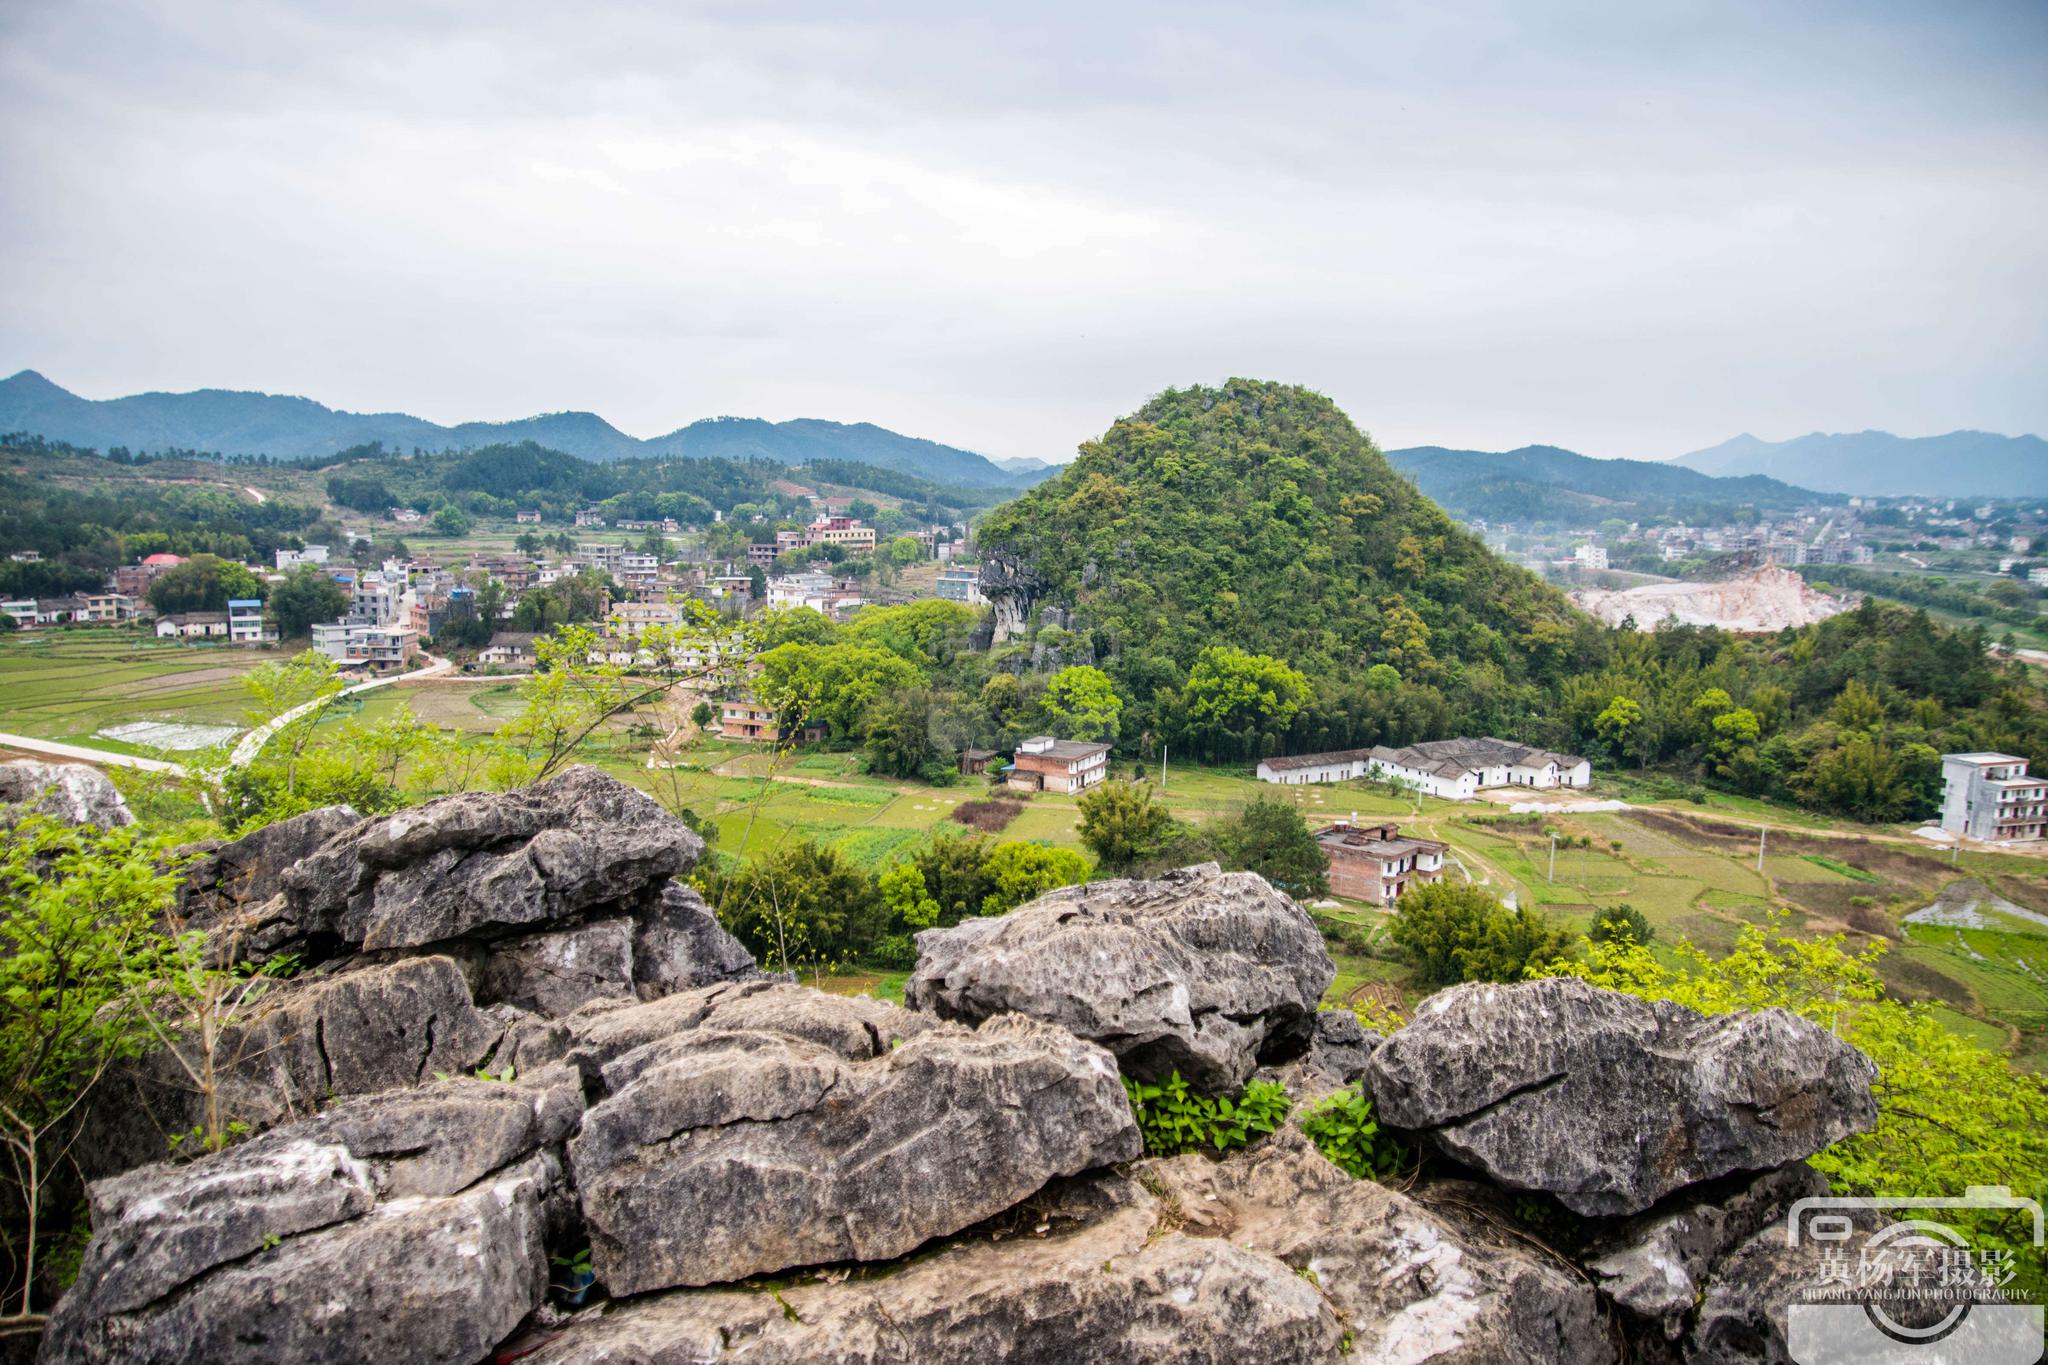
[172,804,363,941]
[1260,1005,1383,1101]
[42,1076,571,1364]
[631,880,761,996]
[0,758,130,828]
[523,1175,1340,1364]
[906,862,1333,1089]
[85,956,504,1177]
[1365,978,1879,1216]
[1583,1165,1825,1342]
[560,977,936,1082]
[280,765,703,951]
[1686,1207,2024,1364]
[568,1002,1139,1295]
[526,1131,1608,1365]
[478,917,637,1016]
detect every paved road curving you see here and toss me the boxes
[228,652,451,767]
[0,731,190,774]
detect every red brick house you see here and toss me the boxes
[1005,736,1111,794]
[1314,821,1447,907]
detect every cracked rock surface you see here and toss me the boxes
[568,999,1139,1295]
[905,862,1333,1090]
[1364,977,1878,1216]
[42,1076,569,1364]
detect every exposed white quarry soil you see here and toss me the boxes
[1572,565,1851,633]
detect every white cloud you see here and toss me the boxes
[0,0,2043,461]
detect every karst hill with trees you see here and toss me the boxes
[974,379,2048,816]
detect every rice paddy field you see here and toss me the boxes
[0,628,277,755]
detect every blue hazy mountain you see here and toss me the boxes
[1674,430,2048,498]
[1384,442,1830,524]
[0,370,1033,487]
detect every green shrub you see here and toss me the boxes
[869,934,919,969]
[1298,1084,1408,1180]
[1122,1072,1292,1156]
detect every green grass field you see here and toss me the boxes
[9,626,2048,1068]
[0,627,278,749]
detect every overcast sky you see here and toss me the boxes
[2,1,2043,463]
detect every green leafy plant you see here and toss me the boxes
[1121,1072,1292,1156]
[1298,1084,1408,1180]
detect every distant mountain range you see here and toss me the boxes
[1383,443,1830,526]
[0,370,1040,488]
[1674,430,2048,498]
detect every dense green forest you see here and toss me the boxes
[0,457,324,597]
[1383,443,1831,528]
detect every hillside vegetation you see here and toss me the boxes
[978,379,1586,684]
[1385,443,1830,527]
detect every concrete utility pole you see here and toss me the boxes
[1161,745,1168,789]
[1549,832,1557,883]
[1758,824,1767,873]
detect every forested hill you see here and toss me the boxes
[1385,444,1830,526]
[974,379,1588,685]
[0,370,1039,488]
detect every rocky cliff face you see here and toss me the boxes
[39,771,1911,1365]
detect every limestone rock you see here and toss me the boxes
[630,881,761,997]
[523,1178,1340,1364]
[906,862,1333,1089]
[42,1078,567,1365]
[1261,1006,1383,1101]
[85,956,503,1178]
[528,1131,1609,1365]
[1143,1132,1612,1364]
[568,1007,1139,1294]
[1583,1165,1825,1341]
[560,977,934,1083]
[280,765,703,951]
[1364,978,1878,1216]
[0,759,130,828]
[172,805,363,938]
[478,917,638,1016]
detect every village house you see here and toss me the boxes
[1,598,89,628]
[82,591,140,623]
[228,598,276,645]
[476,632,538,668]
[719,696,825,745]
[1256,737,1590,800]
[574,508,607,527]
[311,620,420,669]
[1939,752,2047,843]
[155,611,231,640]
[275,544,331,570]
[1314,820,1447,906]
[113,552,186,598]
[1004,736,1112,794]
[515,510,543,524]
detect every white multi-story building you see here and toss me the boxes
[275,545,331,570]
[1939,753,2047,843]
[311,620,419,669]
[227,599,276,645]
[1573,544,1609,571]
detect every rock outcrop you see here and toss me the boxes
[39,772,1910,1365]
[1364,977,1878,1216]
[568,997,1139,1294]
[0,758,131,828]
[277,765,704,953]
[906,862,1333,1089]
[525,1132,1609,1365]
[43,1076,574,1364]
[172,804,363,939]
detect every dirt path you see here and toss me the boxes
[0,732,187,774]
